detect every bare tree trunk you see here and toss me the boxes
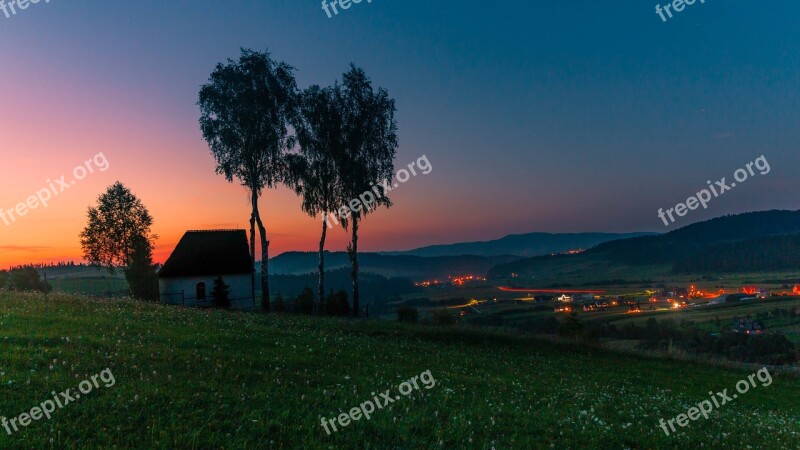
[252,191,270,313]
[318,217,328,314]
[249,204,257,309]
[350,217,359,318]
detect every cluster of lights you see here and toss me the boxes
[415,275,486,287]
[451,275,486,286]
[548,248,585,256]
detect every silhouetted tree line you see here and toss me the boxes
[269,268,416,312]
[673,233,800,273]
[9,261,82,270]
[272,288,351,317]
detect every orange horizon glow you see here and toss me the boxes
[0,138,455,269]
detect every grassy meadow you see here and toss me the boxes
[1,291,799,449]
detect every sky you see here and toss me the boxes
[1,0,799,267]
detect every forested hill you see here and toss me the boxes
[673,233,800,273]
[585,210,800,265]
[490,210,800,277]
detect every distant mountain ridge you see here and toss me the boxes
[381,232,657,258]
[489,210,800,280]
[268,252,519,280]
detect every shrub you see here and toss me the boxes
[581,321,614,340]
[274,295,286,313]
[659,319,678,338]
[211,276,231,308]
[325,290,350,317]
[396,306,419,323]
[747,334,797,365]
[431,308,457,326]
[644,318,660,343]
[540,316,561,334]
[558,313,583,338]
[619,322,642,340]
[297,288,315,315]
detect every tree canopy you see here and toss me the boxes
[80,182,155,269]
[198,48,299,312]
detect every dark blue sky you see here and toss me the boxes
[1,0,799,260]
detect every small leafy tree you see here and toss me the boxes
[211,276,231,308]
[431,308,457,326]
[80,182,157,299]
[0,270,8,289]
[396,306,419,323]
[80,182,155,268]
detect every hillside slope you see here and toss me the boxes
[1,292,798,448]
[490,210,800,283]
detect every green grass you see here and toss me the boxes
[41,266,129,297]
[47,277,129,297]
[1,291,799,449]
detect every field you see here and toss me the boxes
[457,295,800,341]
[41,266,128,297]
[396,278,800,343]
[1,292,799,449]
